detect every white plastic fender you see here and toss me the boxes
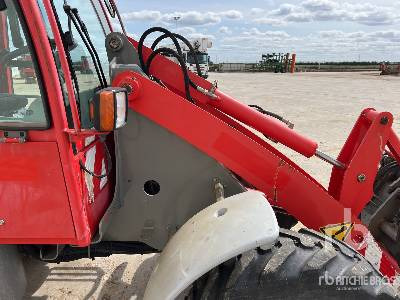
[143,190,279,300]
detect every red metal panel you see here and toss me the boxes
[209,89,318,157]
[0,142,75,240]
[19,1,91,245]
[329,109,393,215]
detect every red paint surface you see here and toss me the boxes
[0,142,75,239]
[0,0,399,278]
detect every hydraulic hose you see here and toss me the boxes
[151,33,203,78]
[138,27,204,101]
[147,47,193,102]
[138,27,184,75]
[63,4,107,88]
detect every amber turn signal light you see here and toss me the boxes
[89,87,128,131]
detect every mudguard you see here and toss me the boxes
[144,191,279,300]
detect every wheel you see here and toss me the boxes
[184,229,396,299]
[361,155,400,262]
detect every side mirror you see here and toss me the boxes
[89,87,128,131]
[64,31,78,51]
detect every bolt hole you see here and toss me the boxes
[144,180,160,196]
[216,208,228,218]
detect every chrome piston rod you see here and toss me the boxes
[315,150,346,169]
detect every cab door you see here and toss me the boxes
[39,0,116,233]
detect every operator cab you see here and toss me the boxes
[0,0,127,244]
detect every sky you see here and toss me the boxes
[115,0,400,63]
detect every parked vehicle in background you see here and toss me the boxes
[162,37,212,78]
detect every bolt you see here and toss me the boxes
[108,36,123,51]
[357,174,367,183]
[122,83,133,94]
[351,230,364,244]
[0,219,5,226]
[381,116,389,125]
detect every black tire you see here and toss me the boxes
[186,229,396,299]
[362,155,400,223]
[361,155,400,262]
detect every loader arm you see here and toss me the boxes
[107,33,400,278]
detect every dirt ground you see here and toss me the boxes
[25,72,400,299]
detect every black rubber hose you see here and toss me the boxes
[147,47,192,102]
[138,27,184,75]
[70,7,108,87]
[249,104,285,122]
[138,27,204,101]
[151,33,203,78]
[63,5,106,88]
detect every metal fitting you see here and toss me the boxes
[213,178,225,202]
[380,116,389,125]
[0,219,5,226]
[108,35,123,52]
[121,83,133,94]
[357,174,367,183]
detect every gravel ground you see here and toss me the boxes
[25,71,400,299]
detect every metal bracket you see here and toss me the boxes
[0,131,27,143]
[214,178,225,202]
[40,245,64,261]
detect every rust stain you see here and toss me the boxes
[272,160,286,204]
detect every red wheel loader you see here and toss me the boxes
[1,1,400,299]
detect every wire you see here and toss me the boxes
[70,7,108,86]
[79,137,113,179]
[249,104,294,130]
[249,105,285,122]
[51,0,82,111]
[63,4,107,88]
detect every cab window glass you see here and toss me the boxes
[0,0,48,129]
[91,0,112,35]
[52,0,111,128]
[37,1,74,128]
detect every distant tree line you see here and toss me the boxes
[297,61,389,65]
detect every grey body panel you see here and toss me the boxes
[0,246,26,300]
[103,110,245,250]
[105,32,140,66]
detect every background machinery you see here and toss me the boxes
[255,52,296,73]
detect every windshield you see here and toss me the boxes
[92,0,125,33]
[187,52,208,64]
[0,0,48,129]
[50,0,112,128]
